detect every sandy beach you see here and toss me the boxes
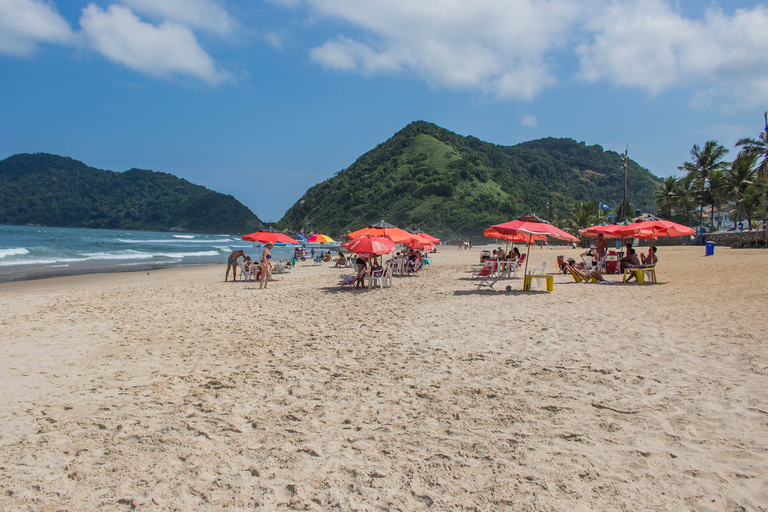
[1,245,766,511]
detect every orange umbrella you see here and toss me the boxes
[347,220,417,244]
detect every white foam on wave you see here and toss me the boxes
[172,235,196,239]
[0,248,30,258]
[118,238,234,244]
[0,250,220,267]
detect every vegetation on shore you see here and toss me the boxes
[277,121,661,239]
[651,111,767,238]
[0,153,263,234]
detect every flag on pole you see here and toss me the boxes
[600,202,610,211]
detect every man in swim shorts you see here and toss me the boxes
[225,250,245,281]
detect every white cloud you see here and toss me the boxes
[80,3,231,85]
[521,114,538,128]
[577,0,768,105]
[287,0,768,106]
[304,0,582,100]
[121,0,236,35]
[0,0,74,56]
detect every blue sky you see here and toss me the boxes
[1,0,767,222]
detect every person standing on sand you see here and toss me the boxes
[595,233,608,267]
[260,243,274,289]
[225,250,245,281]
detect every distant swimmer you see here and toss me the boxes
[225,250,245,281]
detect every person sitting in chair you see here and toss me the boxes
[641,246,658,266]
[621,248,642,281]
[568,263,610,283]
[620,247,640,272]
[334,251,347,267]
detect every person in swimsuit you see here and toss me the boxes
[259,243,274,288]
[355,252,370,288]
[225,250,245,281]
[595,233,608,266]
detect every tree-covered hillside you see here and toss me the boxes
[278,121,661,238]
[0,153,263,233]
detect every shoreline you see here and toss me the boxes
[0,259,222,285]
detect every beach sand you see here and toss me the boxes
[1,245,766,510]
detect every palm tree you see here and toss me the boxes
[706,169,729,230]
[735,185,764,236]
[727,151,759,230]
[736,111,768,244]
[674,174,697,226]
[567,200,599,242]
[679,140,730,229]
[653,176,679,219]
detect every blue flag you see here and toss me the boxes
[600,202,610,211]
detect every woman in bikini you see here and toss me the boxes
[260,243,274,289]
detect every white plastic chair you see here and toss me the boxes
[526,261,548,287]
[238,261,249,281]
[369,262,393,289]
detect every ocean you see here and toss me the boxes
[0,225,303,283]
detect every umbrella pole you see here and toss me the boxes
[523,233,532,279]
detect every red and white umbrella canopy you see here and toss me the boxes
[491,215,579,242]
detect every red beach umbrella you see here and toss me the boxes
[406,240,434,251]
[342,235,396,255]
[491,214,579,280]
[242,231,301,245]
[579,224,622,239]
[346,220,416,244]
[416,232,440,244]
[619,219,696,239]
[484,227,545,242]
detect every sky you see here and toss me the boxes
[1,0,767,222]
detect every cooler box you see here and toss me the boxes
[705,241,715,256]
[605,253,619,273]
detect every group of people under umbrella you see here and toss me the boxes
[485,214,696,288]
[238,214,696,290]
[238,221,440,289]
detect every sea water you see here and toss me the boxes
[0,225,298,282]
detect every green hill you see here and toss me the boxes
[277,121,661,239]
[0,153,263,234]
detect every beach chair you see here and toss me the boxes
[339,267,366,287]
[472,262,494,279]
[525,261,548,288]
[238,261,253,281]
[604,253,619,274]
[515,254,526,273]
[369,262,393,289]
[566,264,597,283]
[476,264,510,291]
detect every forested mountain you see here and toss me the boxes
[278,121,661,238]
[0,153,263,233]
